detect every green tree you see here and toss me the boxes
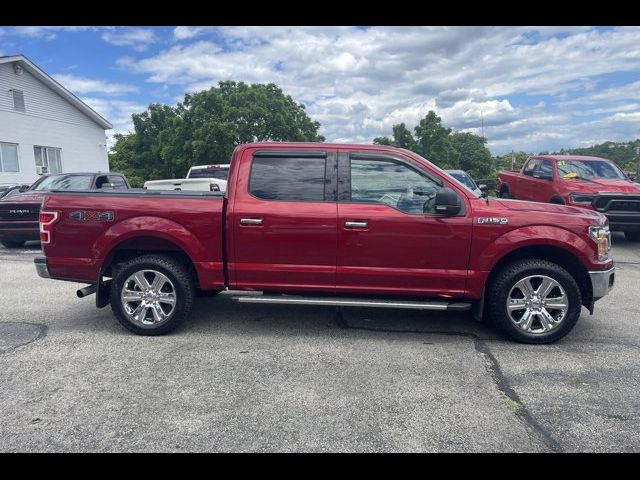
[413,111,458,168]
[449,132,494,178]
[372,110,493,177]
[494,151,531,172]
[373,123,417,151]
[109,81,324,186]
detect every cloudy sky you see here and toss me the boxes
[1,26,639,155]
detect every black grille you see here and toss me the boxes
[0,204,40,221]
[609,200,640,212]
[593,195,640,213]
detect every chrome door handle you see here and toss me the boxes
[345,221,368,229]
[240,218,263,225]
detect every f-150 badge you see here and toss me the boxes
[477,217,508,225]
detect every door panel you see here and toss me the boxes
[336,151,472,297]
[230,148,338,292]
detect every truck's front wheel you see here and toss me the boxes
[487,259,582,344]
[110,254,195,335]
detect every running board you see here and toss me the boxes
[232,294,471,311]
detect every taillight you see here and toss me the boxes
[39,210,60,245]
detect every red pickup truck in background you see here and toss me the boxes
[35,143,615,344]
[497,155,640,242]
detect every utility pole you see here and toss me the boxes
[511,150,516,171]
[636,146,640,181]
[480,110,485,139]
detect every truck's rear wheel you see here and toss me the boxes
[624,231,640,242]
[110,254,195,335]
[487,259,582,344]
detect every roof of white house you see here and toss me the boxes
[0,54,113,129]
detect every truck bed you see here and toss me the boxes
[40,189,226,288]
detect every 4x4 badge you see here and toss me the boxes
[477,217,508,225]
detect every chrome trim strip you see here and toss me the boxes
[234,295,471,311]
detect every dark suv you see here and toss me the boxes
[0,172,129,248]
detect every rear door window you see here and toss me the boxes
[107,175,128,189]
[534,159,553,178]
[249,155,328,202]
[523,159,541,176]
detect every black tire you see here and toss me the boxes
[109,254,195,335]
[1,240,26,248]
[499,188,511,199]
[197,288,223,297]
[487,258,582,344]
[624,231,640,242]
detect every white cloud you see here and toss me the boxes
[81,97,147,148]
[101,27,158,52]
[53,74,138,95]
[6,26,94,40]
[173,26,214,41]
[114,26,640,154]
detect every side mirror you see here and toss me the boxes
[478,184,488,191]
[434,187,462,216]
[19,184,30,192]
[100,183,115,190]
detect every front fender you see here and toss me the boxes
[476,225,595,273]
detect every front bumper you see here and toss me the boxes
[34,257,50,279]
[589,266,615,301]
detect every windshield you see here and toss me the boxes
[557,160,626,180]
[188,167,229,180]
[30,174,94,191]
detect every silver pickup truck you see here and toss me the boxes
[143,164,230,192]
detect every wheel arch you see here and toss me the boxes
[486,244,592,312]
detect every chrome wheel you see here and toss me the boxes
[120,270,177,326]
[506,275,569,334]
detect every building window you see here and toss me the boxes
[0,142,20,173]
[12,89,25,112]
[34,146,62,174]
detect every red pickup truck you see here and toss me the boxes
[35,143,615,344]
[497,155,640,242]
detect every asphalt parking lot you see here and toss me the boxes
[0,235,639,452]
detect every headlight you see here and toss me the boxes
[588,225,611,261]
[570,194,594,205]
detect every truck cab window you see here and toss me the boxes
[535,159,553,178]
[249,156,327,202]
[523,159,541,177]
[107,175,128,189]
[350,158,441,214]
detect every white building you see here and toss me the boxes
[0,55,112,185]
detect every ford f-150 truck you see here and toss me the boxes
[35,143,615,343]
[497,155,640,241]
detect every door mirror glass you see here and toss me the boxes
[19,184,30,192]
[478,183,488,191]
[434,187,462,216]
